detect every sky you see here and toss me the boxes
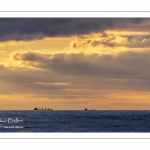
[1,18,150,110]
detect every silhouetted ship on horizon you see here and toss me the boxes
[84,108,96,111]
[34,107,53,110]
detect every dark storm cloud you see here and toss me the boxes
[0,18,147,41]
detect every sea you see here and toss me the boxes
[0,110,150,132]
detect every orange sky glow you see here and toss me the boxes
[0,18,150,110]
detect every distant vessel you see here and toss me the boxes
[34,107,53,110]
[84,108,96,111]
[34,107,38,110]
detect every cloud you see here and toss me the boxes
[9,51,150,79]
[0,18,147,41]
[127,36,150,48]
[0,50,149,95]
[68,33,150,52]
[11,51,43,61]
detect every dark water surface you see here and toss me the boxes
[0,110,150,132]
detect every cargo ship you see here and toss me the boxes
[34,107,53,110]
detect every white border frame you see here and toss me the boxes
[0,11,150,139]
[0,12,150,18]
